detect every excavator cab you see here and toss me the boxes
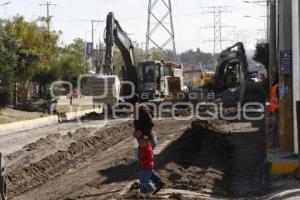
[137,60,186,102]
[137,60,165,102]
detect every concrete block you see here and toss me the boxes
[0,116,59,136]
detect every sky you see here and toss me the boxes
[0,0,266,53]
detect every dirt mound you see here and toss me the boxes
[7,121,133,197]
[80,112,104,120]
[120,118,266,199]
[6,127,95,171]
[121,191,162,200]
[119,120,229,199]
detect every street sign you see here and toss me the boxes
[86,42,93,57]
[279,50,292,75]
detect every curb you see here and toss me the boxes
[0,116,59,136]
[0,107,103,136]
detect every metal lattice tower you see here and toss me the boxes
[201,6,233,54]
[146,0,177,61]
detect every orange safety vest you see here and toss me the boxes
[268,83,279,113]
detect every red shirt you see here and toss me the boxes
[139,142,154,170]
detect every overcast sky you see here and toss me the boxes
[0,0,266,53]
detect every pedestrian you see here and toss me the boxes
[129,94,165,194]
[137,134,164,194]
[130,94,157,148]
[268,77,280,149]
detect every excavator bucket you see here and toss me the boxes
[92,75,121,106]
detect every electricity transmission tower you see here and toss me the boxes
[39,1,56,32]
[146,0,177,61]
[201,6,234,54]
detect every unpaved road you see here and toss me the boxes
[3,117,300,200]
[6,119,191,200]
[0,119,129,155]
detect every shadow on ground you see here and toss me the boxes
[98,117,267,198]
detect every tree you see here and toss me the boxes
[178,48,217,70]
[56,38,88,87]
[0,25,18,108]
[5,16,60,74]
[253,42,269,69]
[150,48,165,61]
[4,16,61,101]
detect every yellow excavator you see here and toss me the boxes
[92,12,186,105]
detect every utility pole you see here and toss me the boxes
[201,6,233,54]
[91,20,103,49]
[146,0,177,61]
[292,0,300,153]
[278,0,293,152]
[269,0,277,91]
[91,20,104,73]
[39,2,56,32]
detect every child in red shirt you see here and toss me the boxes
[138,135,164,194]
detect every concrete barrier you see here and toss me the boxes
[0,116,59,136]
[0,107,103,135]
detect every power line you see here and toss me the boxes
[39,1,56,32]
[201,6,234,54]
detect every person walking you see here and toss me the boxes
[138,135,164,194]
[129,94,165,194]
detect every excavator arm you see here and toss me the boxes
[103,12,137,91]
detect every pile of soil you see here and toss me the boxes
[6,121,133,197]
[122,118,266,199]
[80,112,105,120]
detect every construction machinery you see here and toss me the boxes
[191,42,264,106]
[138,60,186,103]
[212,42,248,105]
[92,12,185,105]
[213,42,265,105]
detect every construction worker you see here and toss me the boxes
[268,77,280,149]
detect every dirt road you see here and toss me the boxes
[0,119,128,155]
[4,116,300,200]
[6,119,190,200]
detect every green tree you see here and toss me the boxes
[56,38,88,87]
[5,16,60,73]
[4,16,61,100]
[253,42,269,69]
[150,48,165,61]
[0,25,18,107]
